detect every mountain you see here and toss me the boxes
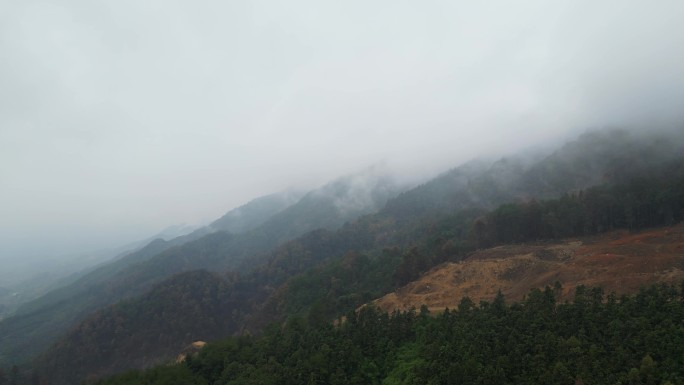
[0,229,211,367]
[151,224,201,240]
[210,190,304,234]
[0,238,151,318]
[26,128,684,384]
[0,190,294,366]
[36,270,234,383]
[0,168,402,368]
[243,166,400,247]
[0,220,209,321]
[383,128,684,220]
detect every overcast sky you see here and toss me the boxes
[1,0,684,261]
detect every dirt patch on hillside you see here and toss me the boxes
[372,225,684,313]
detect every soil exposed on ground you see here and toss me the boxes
[372,224,684,313]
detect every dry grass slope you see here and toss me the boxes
[372,224,684,312]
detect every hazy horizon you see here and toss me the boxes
[2,0,684,265]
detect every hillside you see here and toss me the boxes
[0,169,400,367]
[373,224,684,312]
[96,282,684,385]
[10,128,684,383]
[382,129,684,221]
[11,190,303,320]
[35,270,234,384]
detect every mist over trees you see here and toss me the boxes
[2,0,684,382]
[0,166,405,368]
[3,128,682,384]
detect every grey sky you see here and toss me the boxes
[1,0,684,261]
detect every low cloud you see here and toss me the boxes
[1,0,683,261]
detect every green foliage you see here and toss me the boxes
[93,365,201,385]
[32,271,234,385]
[97,284,684,385]
[473,171,684,247]
[282,249,402,320]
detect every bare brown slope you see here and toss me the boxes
[372,224,684,312]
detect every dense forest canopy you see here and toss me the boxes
[96,283,684,385]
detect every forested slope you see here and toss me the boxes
[31,129,684,384]
[10,128,684,384]
[0,170,399,368]
[37,270,234,384]
[97,284,684,385]
[0,190,292,366]
[383,129,684,220]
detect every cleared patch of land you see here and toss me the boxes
[372,224,684,313]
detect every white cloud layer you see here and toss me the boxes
[1,0,683,260]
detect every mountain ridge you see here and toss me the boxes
[0,168,403,367]
[7,128,684,384]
